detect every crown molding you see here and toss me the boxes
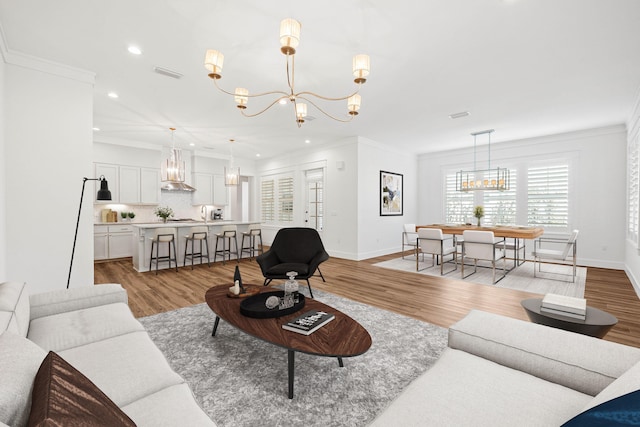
[0,21,94,84]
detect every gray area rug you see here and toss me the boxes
[139,289,448,427]
[374,257,586,298]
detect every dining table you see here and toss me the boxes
[416,224,544,240]
[416,224,544,268]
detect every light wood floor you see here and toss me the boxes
[94,252,640,348]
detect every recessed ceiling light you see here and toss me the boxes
[128,45,142,55]
[279,99,287,105]
[305,139,311,144]
[92,127,100,131]
[449,111,470,119]
[256,153,261,157]
[189,143,195,146]
[108,92,119,99]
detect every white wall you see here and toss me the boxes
[4,57,94,292]
[357,137,418,259]
[418,125,627,269]
[258,137,360,259]
[94,141,162,169]
[257,136,418,260]
[0,47,6,281]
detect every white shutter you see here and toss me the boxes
[628,137,640,242]
[483,170,517,225]
[277,177,294,222]
[527,164,569,228]
[444,173,474,223]
[261,179,275,222]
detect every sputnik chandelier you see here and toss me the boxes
[204,18,370,128]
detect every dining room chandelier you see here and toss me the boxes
[456,129,510,192]
[204,18,370,128]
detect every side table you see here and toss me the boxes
[521,298,618,338]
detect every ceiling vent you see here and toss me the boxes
[449,111,470,119]
[154,66,183,79]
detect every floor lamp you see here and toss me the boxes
[67,176,112,289]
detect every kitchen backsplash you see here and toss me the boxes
[93,191,226,223]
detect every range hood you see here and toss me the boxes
[161,181,195,192]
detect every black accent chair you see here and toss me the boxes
[256,227,329,298]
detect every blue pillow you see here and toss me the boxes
[562,389,640,426]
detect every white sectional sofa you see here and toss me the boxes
[371,309,640,426]
[0,281,215,427]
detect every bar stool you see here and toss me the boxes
[149,228,178,274]
[183,226,210,269]
[240,224,263,260]
[214,225,238,265]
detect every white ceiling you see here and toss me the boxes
[1,0,640,160]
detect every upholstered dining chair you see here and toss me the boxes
[402,224,418,259]
[532,230,579,282]
[416,228,457,275]
[461,230,507,284]
[256,227,329,298]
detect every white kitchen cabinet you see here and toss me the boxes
[94,163,161,205]
[108,225,134,258]
[192,173,213,205]
[95,164,119,203]
[213,174,228,206]
[119,166,140,204]
[94,225,134,260]
[140,168,161,204]
[94,226,109,260]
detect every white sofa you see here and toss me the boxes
[371,309,640,427]
[0,281,215,427]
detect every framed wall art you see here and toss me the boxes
[380,170,403,216]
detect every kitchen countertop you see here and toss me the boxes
[94,220,251,228]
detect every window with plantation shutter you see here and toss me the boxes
[444,172,474,223]
[629,137,640,243]
[483,170,517,225]
[261,179,275,222]
[527,164,569,228]
[278,177,294,222]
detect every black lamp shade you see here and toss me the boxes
[97,179,112,201]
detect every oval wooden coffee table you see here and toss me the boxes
[205,285,372,398]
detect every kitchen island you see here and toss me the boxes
[131,221,254,272]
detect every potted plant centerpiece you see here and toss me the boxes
[154,206,174,223]
[473,205,485,227]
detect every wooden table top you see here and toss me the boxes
[417,224,544,239]
[205,285,372,358]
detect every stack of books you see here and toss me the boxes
[282,310,335,335]
[541,293,587,320]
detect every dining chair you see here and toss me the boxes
[416,228,457,275]
[532,230,579,282]
[402,224,418,259]
[504,238,526,268]
[461,230,507,284]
